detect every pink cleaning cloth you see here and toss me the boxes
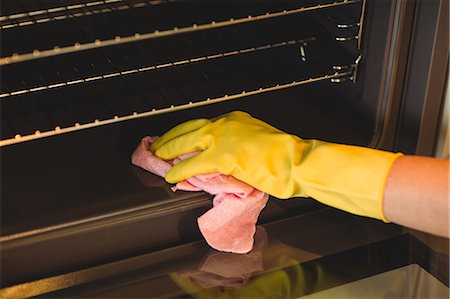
[131,136,269,254]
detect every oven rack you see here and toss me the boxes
[0,37,355,147]
[0,71,352,147]
[0,38,317,99]
[0,0,360,65]
[0,12,345,97]
[0,0,176,29]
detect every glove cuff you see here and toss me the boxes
[293,140,403,222]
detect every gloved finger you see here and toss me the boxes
[210,110,252,122]
[154,129,211,160]
[164,151,221,183]
[215,111,285,133]
[151,118,211,152]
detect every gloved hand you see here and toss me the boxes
[151,111,402,221]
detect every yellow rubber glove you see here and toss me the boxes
[171,266,304,299]
[151,111,402,221]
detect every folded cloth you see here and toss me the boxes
[131,136,269,254]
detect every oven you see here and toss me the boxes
[1,0,448,297]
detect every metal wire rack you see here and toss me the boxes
[1,36,354,146]
[1,12,323,96]
[0,0,177,29]
[0,0,360,65]
[1,38,317,99]
[0,0,364,147]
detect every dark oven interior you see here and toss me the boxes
[0,0,409,291]
[1,0,390,147]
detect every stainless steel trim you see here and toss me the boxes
[415,0,449,156]
[434,73,449,159]
[370,0,415,150]
[357,0,367,50]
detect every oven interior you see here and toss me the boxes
[0,0,418,293]
[1,0,381,147]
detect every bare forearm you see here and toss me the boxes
[383,155,449,238]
